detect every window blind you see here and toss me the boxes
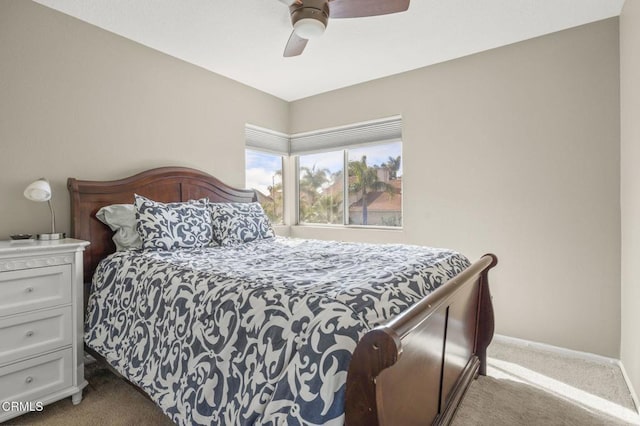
[290,115,402,155]
[245,124,290,155]
[245,116,402,155]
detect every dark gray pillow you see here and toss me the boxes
[209,202,275,246]
[134,194,213,250]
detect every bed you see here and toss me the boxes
[67,166,497,425]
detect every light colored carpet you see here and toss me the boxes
[453,339,640,426]
[7,339,640,425]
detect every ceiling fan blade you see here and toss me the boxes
[283,31,308,57]
[329,0,409,18]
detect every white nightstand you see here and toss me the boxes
[0,238,89,422]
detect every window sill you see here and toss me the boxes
[293,223,404,232]
[290,224,405,244]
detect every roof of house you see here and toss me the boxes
[349,179,402,212]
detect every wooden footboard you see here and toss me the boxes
[345,254,498,425]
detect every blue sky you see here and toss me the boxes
[349,142,402,172]
[245,150,282,194]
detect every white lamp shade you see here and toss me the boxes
[293,18,326,39]
[24,179,52,202]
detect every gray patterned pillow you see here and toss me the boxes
[134,194,213,250]
[209,202,275,246]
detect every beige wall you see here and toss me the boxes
[0,2,623,358]
[0,1,288,239]
[620,0,640,400]
[290,19,621,357]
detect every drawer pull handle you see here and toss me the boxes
[26,330,34,338]
[25,287,34,293]
[25,376,33,384]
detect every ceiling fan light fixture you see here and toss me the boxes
[293,18,326,39]
[281,0,409,57]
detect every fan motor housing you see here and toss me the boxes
[289,0,330,29]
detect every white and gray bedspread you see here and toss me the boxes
[85,237,470,426]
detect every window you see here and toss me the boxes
[292,116,403,228]
[246,116,403,229]
[297,142,402,227]
[348,142,402,227]
[244,124,288,225]
[298,151,344,225]
[245,150,284,225]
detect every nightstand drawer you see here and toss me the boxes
[0,307,72,365]
[0,348,72,402]
[0,265,72,317]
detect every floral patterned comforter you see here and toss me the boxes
[85,237,470,425]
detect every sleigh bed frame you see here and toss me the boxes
[68,166,497,426]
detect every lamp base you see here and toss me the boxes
[37,233,66,241]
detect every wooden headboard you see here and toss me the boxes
[67,167,257,285]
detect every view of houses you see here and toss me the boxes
[298,154,402,227]
[254,153,402,227]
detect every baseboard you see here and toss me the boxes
[619,360,640,413]
[493,334,619,365]
[493,334,639,414]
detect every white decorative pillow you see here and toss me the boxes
[134,194,213,251]
[209,202,275,246]
[96,204,142,251]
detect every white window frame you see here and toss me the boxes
[245,116,403,229]
[244,125,289,226]
[295,141,403,228]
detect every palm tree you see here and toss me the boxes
[300,165,329,201]
[299,164,330,222]
[264,170,283,223]
[315,193,342,224]
[349,155,397,225]
[384,155,401,180]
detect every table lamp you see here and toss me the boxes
[23,178,65,240]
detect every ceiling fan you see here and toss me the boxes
[279,0,410,57]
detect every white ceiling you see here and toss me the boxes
[34,0,624,101]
